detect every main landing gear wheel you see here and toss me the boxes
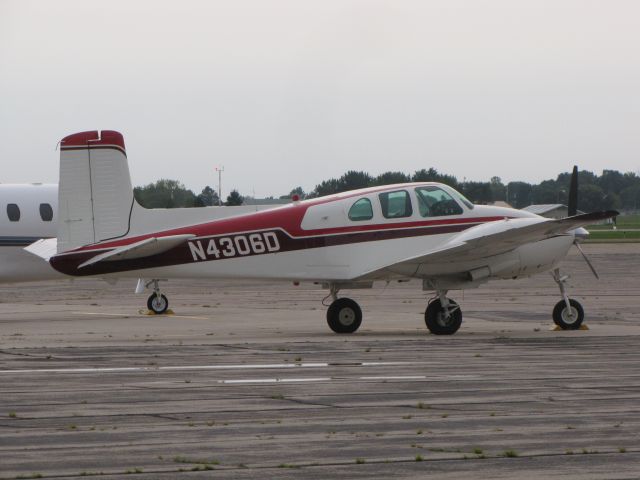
[425,298,462,335]
[147,293,169,314]
[327,298,362,334]
[552,299,584,330]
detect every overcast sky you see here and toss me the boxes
[1,0,639,198]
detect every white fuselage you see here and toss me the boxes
[0,184,61,283]
[54,184,574,288]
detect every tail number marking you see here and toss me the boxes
[188,232,280,262]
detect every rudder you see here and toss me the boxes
[58,130,133,252]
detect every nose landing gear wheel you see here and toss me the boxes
[147,293,169,314]
[327,298,362,334]
[425,298,462,335]
[552,299,584,330]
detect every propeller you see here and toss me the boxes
[567,165,599,278]
[574,241,599,279]
[567,165,578,217]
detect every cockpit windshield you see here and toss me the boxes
[414,186,464,217]
[454,190,474,209]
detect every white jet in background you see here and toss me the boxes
[0,183,60,283]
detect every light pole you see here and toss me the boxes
[215,166,224,206]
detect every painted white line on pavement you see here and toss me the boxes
[0,361,415,375]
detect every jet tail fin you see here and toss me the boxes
[57,131,134,253]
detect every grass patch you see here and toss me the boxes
[503,450,518,458]
[191,465,214,471]
[173,456,219,465]
[415,454,424,461]
[586,230,640,241]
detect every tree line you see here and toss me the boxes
[134,180,244,208]
[134,168,640,212]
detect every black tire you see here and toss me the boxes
[425,298,462,335]
[552,299,584,330]
[326,298,362,334]
[147,293,169,314]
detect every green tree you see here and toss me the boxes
[490,176,506,202]
[225,189,244,206]
[578,184,606,211]
[412,168,458,188]
[598,170,626,194]
[196,186,220,206]
[338,170,373,191]
[311,171,373,197]
[531,180,558,204]
[461,181,492,204]
[506,182,532,208]
[621,185,640,210]
[281,186,306,199]
[373,171,410,186]
[312,178,340,197]
[134,179,197,208]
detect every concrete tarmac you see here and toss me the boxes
[1,244,639,479]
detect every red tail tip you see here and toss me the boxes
[61,130,125,150]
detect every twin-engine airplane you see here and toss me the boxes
[27,130,617,335]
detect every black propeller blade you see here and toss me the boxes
[574,241,599,279]
[567,165,578,216]
[566,164,608,279]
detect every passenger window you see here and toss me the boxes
[40,203,53,221]
[378,190,412,219]
[348,198,373,221]
[7,203,20,222]
[415,186,463,217]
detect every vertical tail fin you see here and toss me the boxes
[57,130,134,252]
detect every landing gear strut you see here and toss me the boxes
[325,284,362,334]
[146,279,169,314]
[551,269,584,330]
[424,290,462,335]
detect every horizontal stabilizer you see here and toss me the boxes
[77,234,195,269]
[24,238,58,261]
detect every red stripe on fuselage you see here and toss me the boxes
[49,220,488,276]
[67,204,506,254]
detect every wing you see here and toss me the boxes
[356,211,617,280]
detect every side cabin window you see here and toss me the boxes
[6,203,20,222]
[39,203,53,221]
[348,198,373,221]
[415,186,463,217]
[378,190,412,219]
